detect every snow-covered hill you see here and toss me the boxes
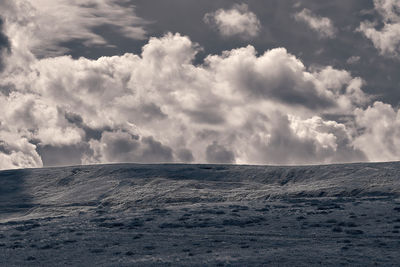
[1,162,400,266]
[1,162,400,219]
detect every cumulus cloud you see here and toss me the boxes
[294,8,337,39]
[0,132,42,170]
[358,0,400,57]
[206,47,368,111]
[245,112,366,165]
[204,4,261,39]
[353,102,400,162]
[0,31,374,169]
[0,0,147,58]
[1,0,400,170]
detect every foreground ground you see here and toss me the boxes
[1,163,400,266]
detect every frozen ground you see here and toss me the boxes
[1,162,400,266]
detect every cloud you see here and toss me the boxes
[176,148,194,163]
[1,1,400,169]
[0,32,373,169]
[294,8,337,39]
[37,143,90,167]
[204,4,261,39]
[353,101,400,162]
[0,0,148,58]
[206,141,235,164]
[346,56,361,64]
[0,18,10,71]
[0,132,42,170]
[205,47,368,112]
[84,131,174,164]
[248,113,366,164]
[358,0,400,57]
[0,92,84,147]
[234,111,366,165]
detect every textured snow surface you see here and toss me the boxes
[1,162,400,266]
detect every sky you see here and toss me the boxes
[1,0,400,169]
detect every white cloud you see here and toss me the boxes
[0,0,147,58]
[0,32,371,168]
[205,47,367,112]
[346,56,361,64]
[373,0,400,23]
[1,1,400,169]
[204,4,261,39]
[353,101,400,162]
[247,113,366,165]
[358,21,400,56]
[0,132,42,170]
[294,8,337,39]
[358,0,400,57]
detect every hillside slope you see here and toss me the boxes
[1,162,400,221]
[1,162,400,266]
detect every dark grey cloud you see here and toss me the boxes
[87,131,174,164]
[177,148,194,163]
[64,111,111,141]
[236,63,335,110]
[0,140,12,155]
[37,144,90,167]
[186,109,225,125]
[141,137,174,163]
[0,17,10,71]
[141,103,168,121]
[64,111,84,125]
[206,141,235,164]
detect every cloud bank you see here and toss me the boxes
[204,4,261,39]
[0,30,384,169]
[0,0,399,170]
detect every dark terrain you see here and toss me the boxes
[1,162,400,266]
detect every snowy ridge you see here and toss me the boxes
[2,163,400,266]
[1,162,400,221]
